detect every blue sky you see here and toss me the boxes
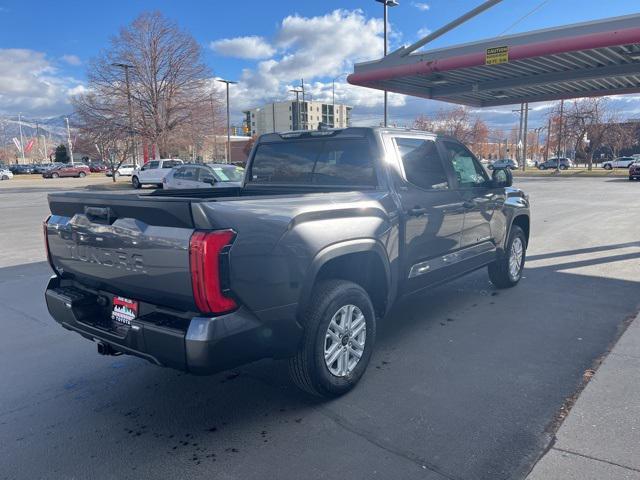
[1,0,640,128]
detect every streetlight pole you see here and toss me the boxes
[375,0,399,127]
[217,78,237,163]
[210,93,218,161]
[290,88,303,130]
[556,99,565,172]
[17,113,25,163]
[332,73,349,128]
[65,117,74,164]
[522,102,529,171]
[112,63,137,165]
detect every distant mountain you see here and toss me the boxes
[0,114,70,148]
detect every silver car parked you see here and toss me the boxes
[163,163,244,189]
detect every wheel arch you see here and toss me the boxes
[298,239,392,320]
[511,214,530,246]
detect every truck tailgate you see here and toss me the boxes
[45,192,197,311]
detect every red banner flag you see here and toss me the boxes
[24,139,35,154]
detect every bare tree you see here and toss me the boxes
[555,98,619,170]
[413,114,437,133]
[74,94,131,181]
[606,120,636,158]
[74,11,218,160]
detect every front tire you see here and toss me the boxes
[78,171,86,178]
[538,165,546,170]
[289,280,376,398]
[132,176,141,189]
[488,225,526,289]
[604,164,612,170]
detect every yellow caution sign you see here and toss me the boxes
[486,46,509,65]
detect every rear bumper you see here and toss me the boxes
[45,276,300,374]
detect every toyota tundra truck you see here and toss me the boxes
[44,127,530,397]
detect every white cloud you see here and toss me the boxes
[0,49,83,116]
[209,9,393,122]
[210,36,275,60]
[417,27,431,38]
[412,2,430,11]
[61,54,81,66]
[268,9,383,81]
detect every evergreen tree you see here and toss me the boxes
[54,144,69,163]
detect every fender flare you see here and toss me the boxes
[297,238,393,317]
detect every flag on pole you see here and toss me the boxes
[12,137,22,152]
[24,139,35,154]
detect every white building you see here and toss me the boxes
[244,101,352,136]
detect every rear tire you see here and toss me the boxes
[1,175,8,180]
[604,164,612,170]
[289,280,376,398]
[559,165,567,170]
[488,225,526,289]
[132,176,141,189]
[51,172,59,179]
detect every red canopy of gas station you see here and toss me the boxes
[348,13,640,107]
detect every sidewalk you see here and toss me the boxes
[527,313,640,480]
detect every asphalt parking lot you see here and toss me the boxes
[1,176,639,480]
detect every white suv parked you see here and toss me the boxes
[132,159,183,189]
[602,157,636,170]
[106,164,136,177]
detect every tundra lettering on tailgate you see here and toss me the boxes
[67,244,146,273]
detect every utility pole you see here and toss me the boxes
[375,0,399,127]
[65,117,74,164]
[556,99,565,172]
[18,113,25,163]
[112,63,137,165]
[217,78,237,163]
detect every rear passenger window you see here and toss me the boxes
[250,138,376,186]
[394,137,449,190]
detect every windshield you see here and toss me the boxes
[249,137,377,186]
[208,165,245,182]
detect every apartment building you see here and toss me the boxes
[243,101,352,136]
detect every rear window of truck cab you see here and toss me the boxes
[249,137,377,186]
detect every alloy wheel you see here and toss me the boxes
[509,237,524,281]
[324,304,366,377]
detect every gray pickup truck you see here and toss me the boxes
[44,127,530,397]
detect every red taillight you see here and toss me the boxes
[189,229,237,314]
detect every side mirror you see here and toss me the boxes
[202,176,215,185]
[491,167,513,188]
